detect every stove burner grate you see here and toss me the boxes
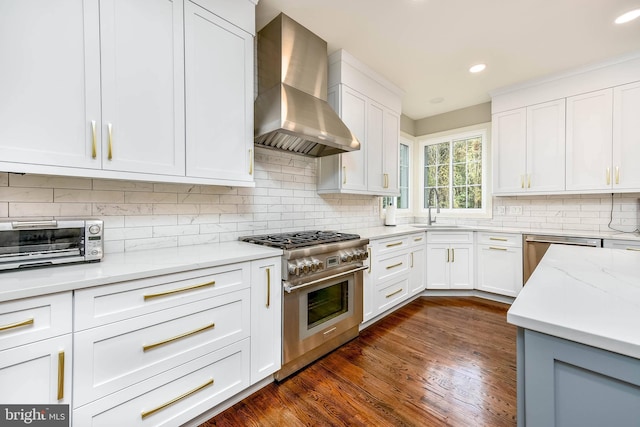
[239,230,361,249]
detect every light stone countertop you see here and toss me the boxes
[0,242,282,302]
[507,245,640,359]
[347,224,640,242]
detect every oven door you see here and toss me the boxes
[282,267,363,364]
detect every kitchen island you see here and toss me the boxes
[507,245,640,427]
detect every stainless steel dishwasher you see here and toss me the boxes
[523,234,602,284]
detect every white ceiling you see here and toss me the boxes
[255,0,640,120]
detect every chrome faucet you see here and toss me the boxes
[427,188,440,225]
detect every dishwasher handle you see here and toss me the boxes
[524,235,601,247]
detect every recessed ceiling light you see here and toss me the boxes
[615,9,640,24]
[469,63,486,73]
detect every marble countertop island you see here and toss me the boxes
[507,245,640,359]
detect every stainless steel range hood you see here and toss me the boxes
[254,13,360,157]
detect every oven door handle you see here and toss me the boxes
[283,265,369,293]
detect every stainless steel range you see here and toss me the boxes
[240,231,369,381]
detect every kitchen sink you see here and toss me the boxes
[411,224,470,230]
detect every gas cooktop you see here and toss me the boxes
[239,230,361,250]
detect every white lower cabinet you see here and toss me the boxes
[0,334,72,405]
[426,232,474,290]
[0,292,73,405]
[73,339,249,426]
[250,258,282,384]
[476,232,523,297]
[364,232,426,323]
[603,239,640,251]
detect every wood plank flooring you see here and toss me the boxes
[200,296,517,427]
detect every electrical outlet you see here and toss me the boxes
[508,206,523,215]
[497,206,506,215]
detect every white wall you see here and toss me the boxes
[0,147,383,254]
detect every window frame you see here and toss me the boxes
[418,124,492,219]
[382,135,413,216]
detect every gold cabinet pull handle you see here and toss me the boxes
[384,173,389,188]
[414,237,423,242]
[385,288,403,299]
[606,167,611,185]
[57,351,65,400]
[385,262,403,270]
[342,166,347,184]
[141,378,214,419]
[489,237,508,242]
[528,174,531,188]
[520,175,524,189]
[446,248,450,263]
[615,166,620,184]
[143,323,215,352]
[91,120,97,159]
[107,123,113,160]
[266,267,271,308]
[0,318,34,332]
[489,246,508,251]
[367,248,372,273]
[626,247,640,251]
[451,248,455,263]
[143,281,215,301]
[248,149,253,175]
[410,252,414,268]
[386,241,403,248]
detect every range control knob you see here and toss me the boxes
[288,263,299,276]
[341,252,354,263]
[302,263,310,274]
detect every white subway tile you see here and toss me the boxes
[177,194,220,204]
[0,187,53,202]
[9,174,92,189]
[125,236,178,252]
[126,215,177,227]
[105,227,152,241]
[153,204,200,215]
[104,240,124,254]
[177,214,220,225]
[94,203,153,216]
[153,225,199,237]
[199,204,238,214]
[0,202,8,217]
[101,216,125,228]
[0,173,8,186]
[199,223,238,234]
[55,189,124,203]
[93,179,154,192]
[10,202,91,217]
[178,233,220,246]
[153,183,201,194]
[124,192,178,204]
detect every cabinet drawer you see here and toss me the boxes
[73,338,250,427]
[427,231,474,244]
[374,252,410,283]
[0,334,72,405]
[371,235,411,255]
[477,232,522,247]
[74,289,249,407]
[603,239,640,250]
[75,263,250,330]
[0,292,72,351]
[408,232,426,247]
[375,278,409,313]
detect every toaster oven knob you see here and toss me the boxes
[89,224,101,234]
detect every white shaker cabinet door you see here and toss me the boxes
[382,109,400,195]
[0,0,101,169]
[338,87,369,192]
[366,101,385,194]
[566,89,613,191]
[185,1,254,183]
[0,334,72,405]
[99,0,185,176]
[492,108,527,194]
[527,99,566,192]
[613,81,640,191]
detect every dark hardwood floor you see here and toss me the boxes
[200,297,517,427]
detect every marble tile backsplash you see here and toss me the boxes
[1,147,639,254]
[0,148,383,253]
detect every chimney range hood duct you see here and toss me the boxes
[254,14,360,157]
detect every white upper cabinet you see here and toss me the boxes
[0,0,256,187]
[100,0,185,176]
[492,108,527,194]
[185,0,254,183]
[493,99,565,195]
[0,0,101,169]
[527,99,566,192]
[317,50,403,196]
[612,81,640,190]
[566,89,613,191]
